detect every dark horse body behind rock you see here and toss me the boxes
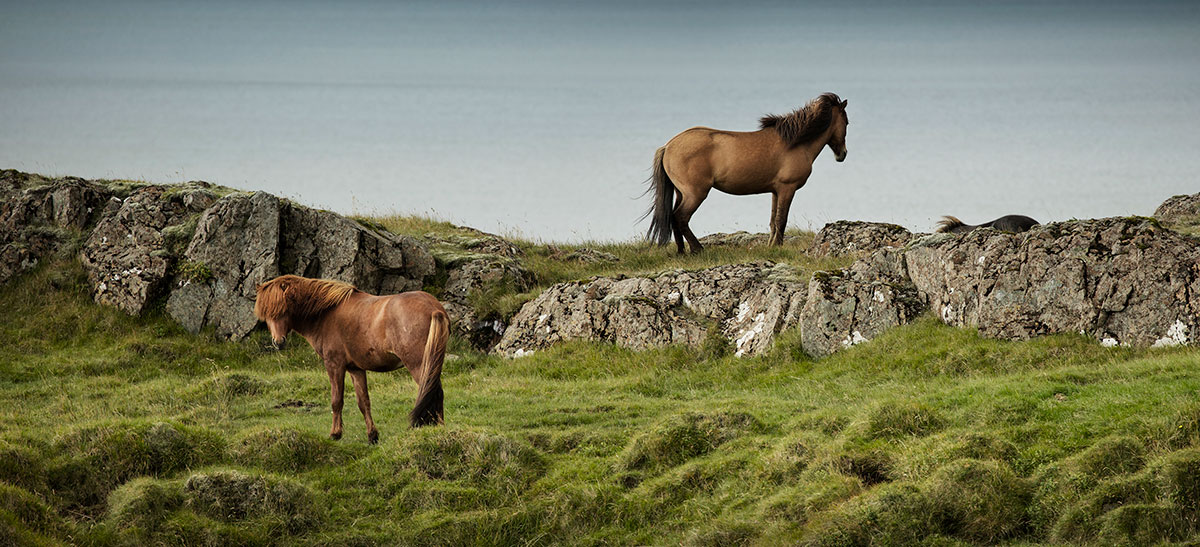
[936,215,1040,234]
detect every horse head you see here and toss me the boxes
[254,275,358,348]
[254,276,296,348]
[829,98,849,162]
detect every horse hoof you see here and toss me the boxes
[330,432,342,441]
[368,431,379,444]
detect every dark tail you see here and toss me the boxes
[410,310,448,427]
[935,215,967,233]
[644,147,674,246]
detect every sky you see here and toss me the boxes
[2,1,1198,241]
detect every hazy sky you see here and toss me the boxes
[3,1,1198,240]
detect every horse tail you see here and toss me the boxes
[644,146,674,246]
[410,309,448,428]
[935,215,966,233]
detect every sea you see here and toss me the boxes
[2,0,1198,242]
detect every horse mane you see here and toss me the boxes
[759,92,843,149]
[936,216,967,233]
[254,274,359,321]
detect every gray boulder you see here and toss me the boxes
[166,192,435,339]
[422,229,534,349]
[905,218,1200,347]
[800,247,926,358]
[808,220,913,258]
[698,231,804,247]
[495,262,806,357]
[547,246,620,264]
[0,170,116,282]
[1154,192,1200,224]
[424,229,524,261]
[80,183,217,314]
[440,255,535,349]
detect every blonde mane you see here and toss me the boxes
[254,274,358,321]
[759,92,844,149]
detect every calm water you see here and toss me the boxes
[2,1,1198,241]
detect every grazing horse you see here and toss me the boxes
[646,92,849,253]
[936,215,1040,234]
[254,275,448,442]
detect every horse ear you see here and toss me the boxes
[841,99,848,108]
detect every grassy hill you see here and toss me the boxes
[2,225,1199,546]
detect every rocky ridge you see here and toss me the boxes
[3,170,1198,357]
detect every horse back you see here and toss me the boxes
[664,127,791,193]
[327,290,446,373]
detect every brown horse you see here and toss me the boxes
[646,92,849,253]
[254,275,448,442]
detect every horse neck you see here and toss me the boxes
[287,291,361,348]
[796,126,834,159]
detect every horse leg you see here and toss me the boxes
[326,365,346,440]
[671,189,685,254]
[674,190,709,254]
[768,192,780,244]
[771,187,797,246]
[349,369,378,444]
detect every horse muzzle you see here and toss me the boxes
[835,150,847,162]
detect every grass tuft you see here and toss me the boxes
[925,459,1030,542]
[232,428,354,473]
[47,421,224,512]
[616,412,764,475]
[184,469,321,533]
[865,400,946,439]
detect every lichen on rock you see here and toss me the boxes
[494,261,806,357]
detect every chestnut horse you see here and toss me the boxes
[254,275,448,442]
[646,92,849,253]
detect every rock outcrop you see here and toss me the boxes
[800,248,926,357]
[0,171,115,282]
[80,183,217,314]
[495,262,806,357]
[547,246,620,264]
[1155,193,1200,224]
[905,217,1200,348]
[806,217,1200,356]
[166,192,435,339]
[440,255,534,349]
[808,220,913,258]
[698,231,805,247]
[423,229,535,349]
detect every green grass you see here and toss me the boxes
[3,231,1200,545]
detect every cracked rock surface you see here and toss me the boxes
[1155,192,1200,224]
[166,192,434,339]
[801,217,1200,356]
[905,217,1200,348]
[808,220,914,258]
[800,247,926,358]
[494,262,806,357]
[81,183,217,315]
[0,170,115,283]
